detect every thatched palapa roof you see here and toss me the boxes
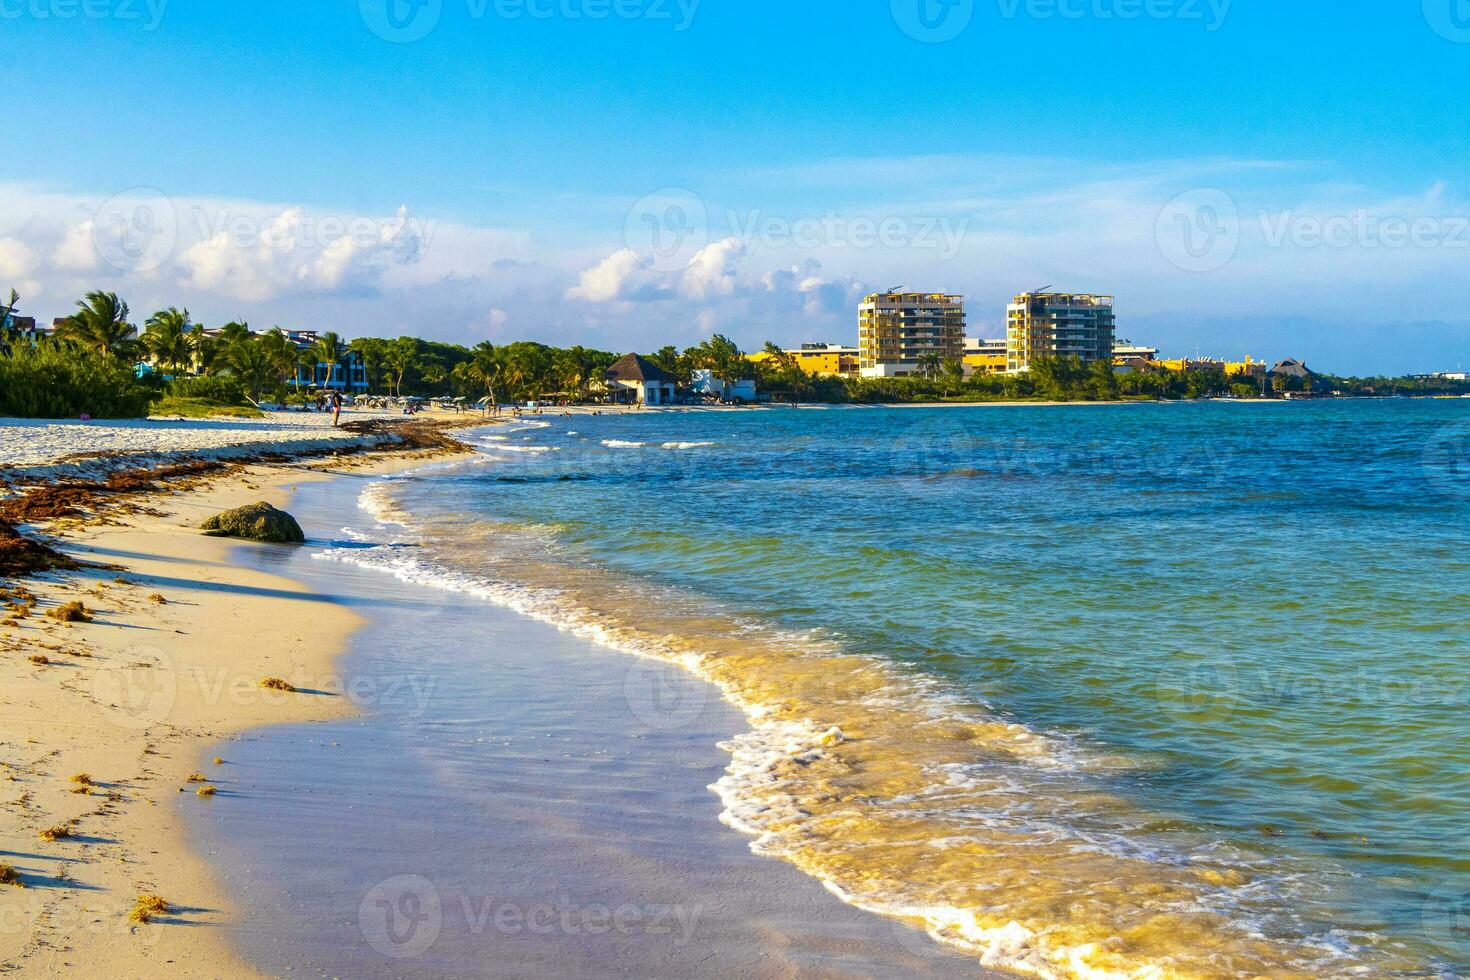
[604,353,675,384]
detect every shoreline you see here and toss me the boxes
[0,442,474,976]
[0,431,997,978]
[180,471,994,978]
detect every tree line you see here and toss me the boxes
[3,288,1466,420]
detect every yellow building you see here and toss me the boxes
[1225,357,1267,378]
[1119,355,1267,377]
[747,344,860,377]
[962,337,1007,376]
[858,292,966,378]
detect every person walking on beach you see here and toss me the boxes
[331,390,343,427]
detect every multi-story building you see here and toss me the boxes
[281,329,369,392]
[1006,292,1115,373]
[746,343,860,378]
[1,314,42,342]
[857,292,966,378]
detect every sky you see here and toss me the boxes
[2,0,1469,374]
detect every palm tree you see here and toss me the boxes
[348,337,387,394]
[229,339,275,403]
[194,321,252,376]
[690,334,746,384]
[259,328,299,389]
[310,331,345,390]
[142,307,194,377]
[296,345,320,389]
[464,342,500,416]
[420,362,447,392]
[553,350,591,404]
[191,327,217,375]
[57,291,135,359]
[217,321,251,348]
[761,341,796,371]
[382,337,417,397]
[917,351,943,380]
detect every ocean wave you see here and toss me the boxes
[600,439,715,450]
[316,477,1413,980]
[487,444,559,454]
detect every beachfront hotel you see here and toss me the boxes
[857,292,966,378]
[1006,292,1116,373]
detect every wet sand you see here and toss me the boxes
[185,473,997,978]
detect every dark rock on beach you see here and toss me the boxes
[200,502,306,544]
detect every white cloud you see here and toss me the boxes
[1,158,1468,374]
[50,220,101,272]
[681,237,744,299]
[176,204,428,302]
[0,237,40,298]
[564,248,662,303]
[0,237,36,278]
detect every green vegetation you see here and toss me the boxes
[149,397,264,419]
[53,291,135,358]
[0,339,153,419]
[141,307,195,376]
[852,356,1238,404]
[164,374,251,405]
[5,285,1469,418]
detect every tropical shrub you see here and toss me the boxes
[165,374,249,406]
[0,342,152,419]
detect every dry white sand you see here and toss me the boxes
[0,411,407,482]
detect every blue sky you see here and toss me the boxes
[3,0,1469,373]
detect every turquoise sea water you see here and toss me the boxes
[351,401,1470,977]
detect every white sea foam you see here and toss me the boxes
[601,439,714,450]
[315,480,1121,977]
[314,476,1383,980]
[488,444,558,454]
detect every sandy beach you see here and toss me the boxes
[0,449,444,977]
[0,407,486,975]
[0,417,991,978]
